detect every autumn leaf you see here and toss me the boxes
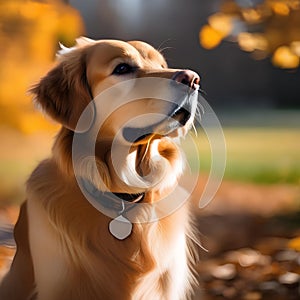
[288,237,300,252]
[0,0,84,133]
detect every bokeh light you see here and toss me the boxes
[199,0,300,68]
[0,0,84,133]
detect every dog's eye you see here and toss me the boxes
[112,63,135,75]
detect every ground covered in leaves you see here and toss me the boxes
[0,177,299,299]
[191,177,300,299]
[195,217,300,300]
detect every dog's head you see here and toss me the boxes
[31,37,200,197]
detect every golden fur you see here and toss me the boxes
[0,37,200,300]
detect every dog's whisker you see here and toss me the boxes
[198,87,207,96]
[158,46,174,54]
[191,123,198,137]
[197,102,205,116]
[186,232,208,253]
[157,38,173,54]
[195,106,200,117]
[195,106,202,124]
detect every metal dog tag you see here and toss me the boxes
[109,215,132,240]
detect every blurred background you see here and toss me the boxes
[0,0,299,299]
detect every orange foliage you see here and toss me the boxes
[199,25,224,49]
[199,13,234,50]
[0,0,84,134]
[288,237,300,251]
[200,0,300,68]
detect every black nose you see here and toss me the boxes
[172,70,200,90]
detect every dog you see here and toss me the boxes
[0,37,200,300]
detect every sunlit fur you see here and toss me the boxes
[0,37,199,300]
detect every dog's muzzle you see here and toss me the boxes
[123,70,200,144]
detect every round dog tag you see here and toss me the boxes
[109,215,132,240]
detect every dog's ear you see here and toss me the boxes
[30,49,95,132]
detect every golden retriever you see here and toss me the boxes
[0,37,200,300]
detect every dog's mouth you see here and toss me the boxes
[122,97,195,144]
[112,192,144,203]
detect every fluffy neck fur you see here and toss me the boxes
[26,127,198,300]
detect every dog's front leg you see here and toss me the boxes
[0,202,36,300]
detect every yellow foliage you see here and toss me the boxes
[199,25,224,49]
[242,8,265,23]
[0,0,84,134]
[288,237,300,252]
[19,111,59,134]
[271,2,290,15]
[200,0,300,68]
[238,33,268,52]
[290,41,300,56]
[272,45,300,68]
[208,13,233,37]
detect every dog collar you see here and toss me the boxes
[79,178,145,240]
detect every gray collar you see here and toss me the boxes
[79,178,145,215]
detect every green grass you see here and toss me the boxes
[0,127,299,205]
[183,127,300,184]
